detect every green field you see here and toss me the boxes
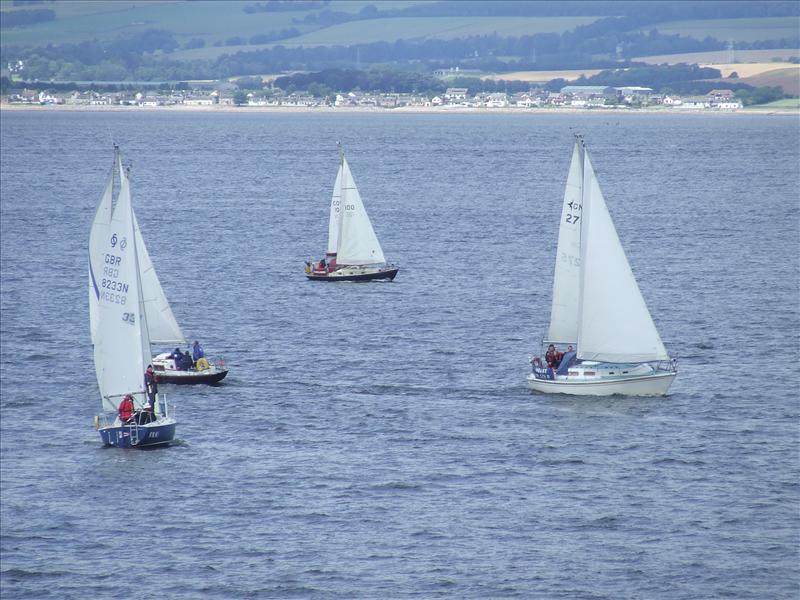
[160,14,600,62]
[0,0,430,48]
[747,98,800,109]
[1,1,296,47]
[2,0,596,56]
[642,17,800,44]
[277,15,599,46]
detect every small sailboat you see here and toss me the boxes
[527,136,677,396]
[89,153,176,447]
[306,145,398,281]
[89,147,228,385]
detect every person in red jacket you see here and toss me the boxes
[118,394,134,423]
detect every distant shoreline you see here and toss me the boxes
[1,103,796,116]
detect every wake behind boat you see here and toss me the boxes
[89,149,176,447]
[305,145,398,282]
[527,136,676,396]
[89,147,228,386]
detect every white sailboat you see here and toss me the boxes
[527,137,676,396]
[88,147,228,385]
[90,158,176,447]
[306,146,398,281]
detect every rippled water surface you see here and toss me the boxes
[1,110,798,599]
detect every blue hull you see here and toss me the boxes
[98,422,176,448]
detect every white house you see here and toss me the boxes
[484,93,508,108]
[715,100,742,110]
[444,87,468,101]
[184,96,214,106]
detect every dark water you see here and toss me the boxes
[1,110,798,599]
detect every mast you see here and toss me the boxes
[335,143,346,259]
[546,135,584,345]
[326,142,344,259]
[122,161,153,410]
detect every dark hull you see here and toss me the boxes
[156,369,228,385]
[306,267,399,282]
[98,422,176,448]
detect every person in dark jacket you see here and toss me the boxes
[144,365,158,405]
[192,341,205,363]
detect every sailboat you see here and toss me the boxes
[306,146,398,281]
[527,136,677,396]
[89,147,228,385]
[89,152,176,447]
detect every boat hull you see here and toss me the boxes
[306,266,398,282]
[527,371,676,396]
[98,419,176,448]
[155,368,228,385]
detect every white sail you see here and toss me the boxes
[335,156,386,265]
[94,166,151,412]
[576,151,669,363]
[546,141,583,343]
[326,164,343,256]
[88,149,117,345]
[133,212,185,345]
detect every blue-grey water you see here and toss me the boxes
[1,110,798,599]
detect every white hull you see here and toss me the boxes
[527,371,675,396]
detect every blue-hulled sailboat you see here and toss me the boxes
[89,148,176,447]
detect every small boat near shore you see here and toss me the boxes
[306,145,398,282]
[527,136,676,396]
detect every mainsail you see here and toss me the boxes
[576,147,669,363]
[546,141,583,344]
[335,156,386,266]
[88,148,118,345]
[94,165,151,412]
[326,163,343,256]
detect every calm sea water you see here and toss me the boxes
[1,110,798,599]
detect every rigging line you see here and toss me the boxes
[105,122,116,149]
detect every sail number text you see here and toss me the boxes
[565,200,581,225]
[101,253,128,304]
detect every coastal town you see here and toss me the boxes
[2,83,744,111]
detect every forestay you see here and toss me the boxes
[576,150,669,363]
[335,156,386,265]
[546,141,583,344]
[94,166,151,412]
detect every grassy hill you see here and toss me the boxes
[165,15,599,62]
[8,2,795,53]
[0,0,425,48]
[639,17,800,44]
[274,15,598,46]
